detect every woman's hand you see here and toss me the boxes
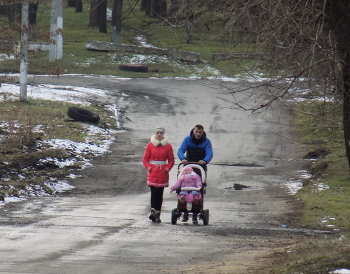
[147,167,152,172]
[169,188,173,193]
[165,167,170,173]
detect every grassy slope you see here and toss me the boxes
[272,101,350,273]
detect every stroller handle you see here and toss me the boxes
[180,187,201,191]
[178,161,202,166]
[177,162,203,170]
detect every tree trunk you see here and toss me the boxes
[8,3,21,24]
[28,2,38,24]
[98,0,107,33]
[89,0,99,27]
[186,13,194,44]
[168,0,179,24]
[0,5,9,16]
[28,2,38,41]
[111,0,123,44]
[20,0,28,101]
[75,0,83,12]
[326,0,350,168]
[342,63,350,168]
[67,0,75,7]
[150,0,160,18]
[185,0,195,44]
[89,0,107,31]
[159,0,167,18]
[144,0,151,16]
[141,0,146,10]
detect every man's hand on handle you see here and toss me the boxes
[181,159,188,165]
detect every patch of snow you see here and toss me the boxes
[283,170,311,195]
[330,269,350,274]
[4,196,25,203]
[67,174,83,179]
[37,138,113,170]
[0,83,115,106]
[321,216,337,229]
[135,35,158,48]
[44,180,75,193]
[0,53,16,60]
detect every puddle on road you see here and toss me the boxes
[225,183,252,191]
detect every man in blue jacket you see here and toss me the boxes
[177,124,213,223]
[178,124,213,170]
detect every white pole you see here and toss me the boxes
[49,0,63,61]
[49,0,57,62]
[56,0,63,59]
[20,1,29,101]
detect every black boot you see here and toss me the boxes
[156,210,161,223]
[149,208,156,222]
[192,214,198,224]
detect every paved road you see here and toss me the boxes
[0,75,310,273]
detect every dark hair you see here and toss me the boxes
[194,124,204,130]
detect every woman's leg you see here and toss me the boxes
[150,186,164,211]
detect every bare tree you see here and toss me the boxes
[143,0,166,18]
[89,0,99,27]
[111,0,122,43]
[98,0,107,32]
[67,0,75,7]
[168,0,179,24]
[75,0,82,12]
[149,0,161,18]
[185,0,196,44]
[8,2,21,24]
[210,0,350,167]
[28,1,38,40]
[0,3,9,15]
[142,0,151,15]
[89,0,107,32]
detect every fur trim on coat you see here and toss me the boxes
[151,134,169,147]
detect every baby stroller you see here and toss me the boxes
[171,163,209,225]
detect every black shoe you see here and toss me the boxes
[156,210,161,223]
[149,208,156,222]
[182,213,189,222]
[192,214,198,224]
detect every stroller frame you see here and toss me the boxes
[171,163,209,225]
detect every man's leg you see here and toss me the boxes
[182,212,189,222]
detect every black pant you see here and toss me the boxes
[150,186,164,211]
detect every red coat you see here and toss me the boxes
[142,135,175,187]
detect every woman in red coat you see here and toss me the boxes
[142,126,175,223]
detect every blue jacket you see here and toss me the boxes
[178,130,213,164]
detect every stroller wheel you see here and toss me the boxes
[203,209,209,225]
[171,208,178,225]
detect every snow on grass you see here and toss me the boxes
[0,83,114,106]
[0,80,121,205]
[330,269,350,274]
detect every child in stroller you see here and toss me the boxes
[169,166,202,203]
[170,163,209,225]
